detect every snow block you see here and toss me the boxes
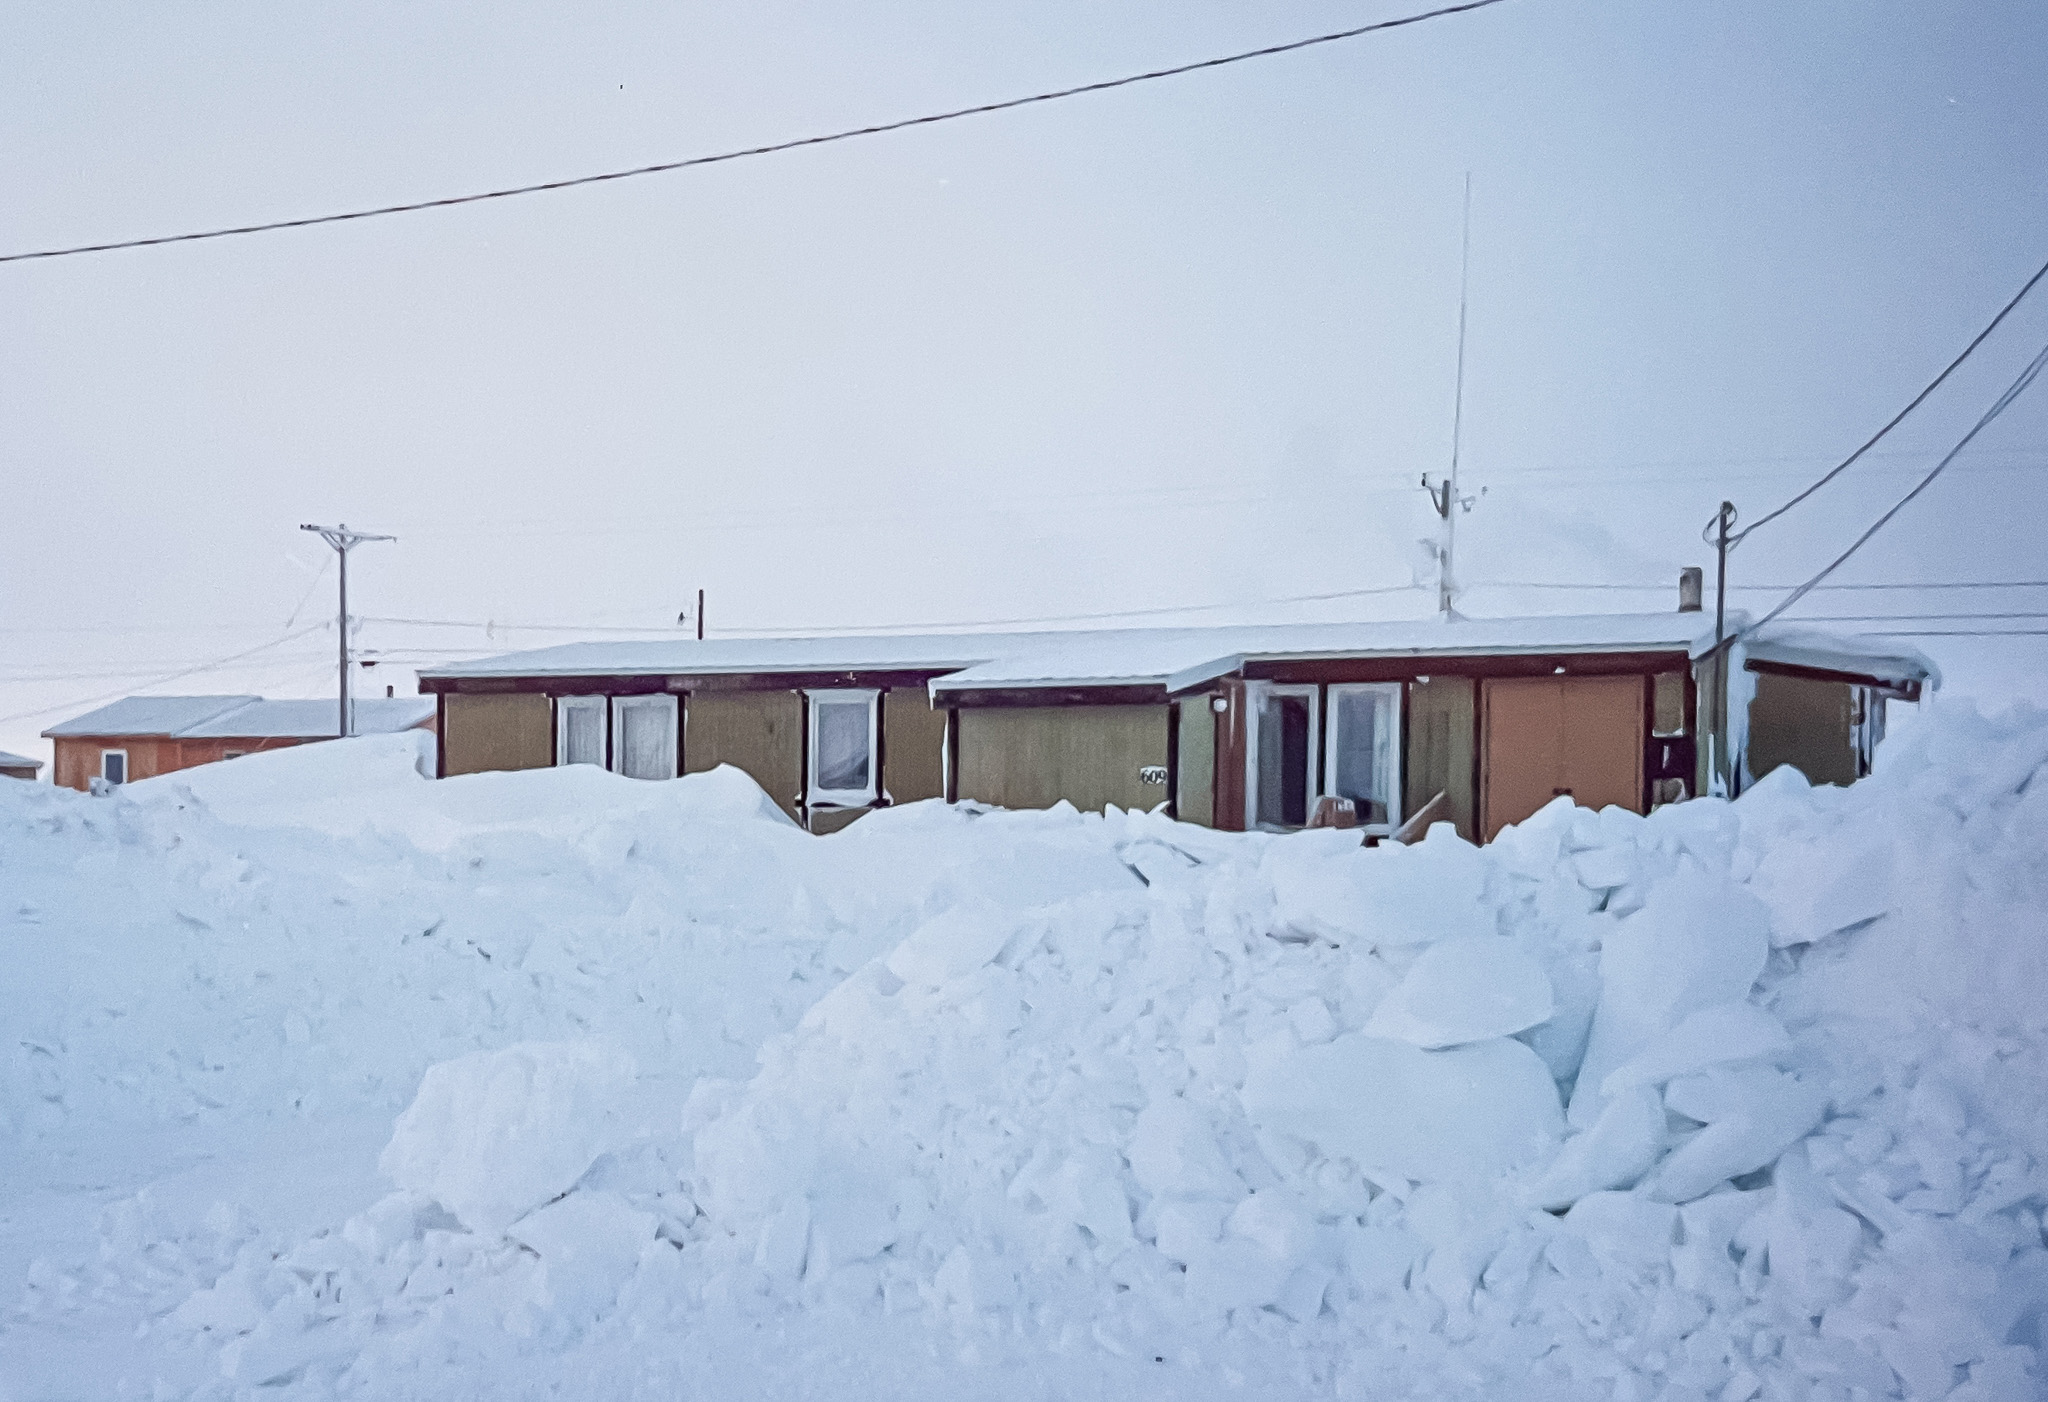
[1598,1002,1792,1097]
[1522,1086,1667,1211]
[1570,864,1770,1127]
[1243,1034,1564,1185]
[1362,935,1555,1049]
[379,1040,639,1233]
[1267,824,1493,947]
[1645,1067,1830,1203]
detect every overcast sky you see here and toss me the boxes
[5,0,2047,767]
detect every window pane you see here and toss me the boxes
[618,704,671,780]
[564,704,604,766]
[815,700,870,794]
[102,752,126,785]
[1331,688,1394,826]
[1256,693,1310,827]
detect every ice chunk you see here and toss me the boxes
[1646,1066,1830,1202]
[1598,1002,1792,1096]
[1128,1097,1241,1201]
[1522,1086,1667,1211]
[1267,824,1493,947]
[1361,935,1555,1048]
[1751,837,1895,947]
[884,899,1017,987]
[1243,1033,1564,1184]
[379,1040,639,1233]
[1570,864,1770,1126]
[508,1190,656,1319]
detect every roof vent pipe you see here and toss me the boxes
[1678,567,1704,613]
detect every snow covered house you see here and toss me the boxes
[416,604,1932,841]
[0,748,42,781]
[42,695,438,791]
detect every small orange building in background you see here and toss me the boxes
[42,695,436,791]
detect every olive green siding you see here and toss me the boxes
[958,705,1170,814]
[1747,670,1857,788]
[809,806,867,835]
[882,690,947,804]
[1177,700,1215,827]
[1405,677,1477,841]
[443,693,551,776]
[685,691,803,820]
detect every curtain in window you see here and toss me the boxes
[814,699,871,794]
[561,702,604,766]
[615,700,674,780]
[1328,685,1398,827]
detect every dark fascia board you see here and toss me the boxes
[1745,658,1923,699]
[1226,649,1693,688]
[421,669,953,698]
[939,684,1171,709]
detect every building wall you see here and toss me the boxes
[1746,670,1857,788]
[684,690,803,820]
[1176,699,1216,827]
[442,693,551,777]
[0,762,38,781]
[54,736,173,790]
[957,705,1170,815]
[1404,677,1477,841]
[881,689,947,805]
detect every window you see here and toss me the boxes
[610,695,678,780]
[100,749,128,785]
[1325,683,1403,832]
[807,690,878,807]
[556,696,607,767]
[1245,683,1318,829]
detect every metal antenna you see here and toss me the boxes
[299,522,396,738]
[1422,173,1478,619]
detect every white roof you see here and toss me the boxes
[44,695,435,740]
[415,612,1935,697]
[0,749,42,771]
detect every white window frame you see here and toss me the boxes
[1243,681,1319,831]
[555,695,609,768]
[806,689,880,808]
[1324,682,1404,835]
[609,694,679,780]
[100,749,128,785]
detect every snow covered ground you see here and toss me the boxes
[3,709,2046,1400]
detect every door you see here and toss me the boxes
[1481,675,1644,840]
[1245,683,1318,829]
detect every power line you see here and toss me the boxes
[1862,629,2048,638]
[1786,611,2048,623]
[0,625,329,726]
[1728,252,2048,546]
[0,0,1513,266]
[1466,579,2048,592]
[1751,338,2048,634]
[703,583,1427,636]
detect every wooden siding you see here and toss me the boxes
[881,689,948,805]
[1746,670,1857,788]
[443,693,550,777]
[684,690,803,821]
[1404,676,1477,842]
[958,705,1170,815]
[1176,698,1216,828]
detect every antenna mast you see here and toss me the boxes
[1422,173,1478,619]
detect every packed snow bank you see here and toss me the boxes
[6,700,2048,1400]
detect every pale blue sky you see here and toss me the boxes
[5,0,2047,764]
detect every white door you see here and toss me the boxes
[1244,682,1319,829]
[1325,683,1403,833]
[610,695,678,779]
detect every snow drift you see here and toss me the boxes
[5,705,2048,1400]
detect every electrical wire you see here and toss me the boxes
[0,0,1513,266]
[1466,579,2048,592]
[1724,252,2048,547]
[0,624,329,726]
[1750,338,2048,635]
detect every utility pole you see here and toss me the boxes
[1421,173,1477,620]
[300,522,395,738]
[697,587,705,641]
[1701,500,1738,798]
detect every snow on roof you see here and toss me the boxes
[415,634,1012,681]
[43,696,259,738]
[0,749,42,771]
[42,695,436,740]
[1742,625,1939,689]
[416,612,1937,696]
